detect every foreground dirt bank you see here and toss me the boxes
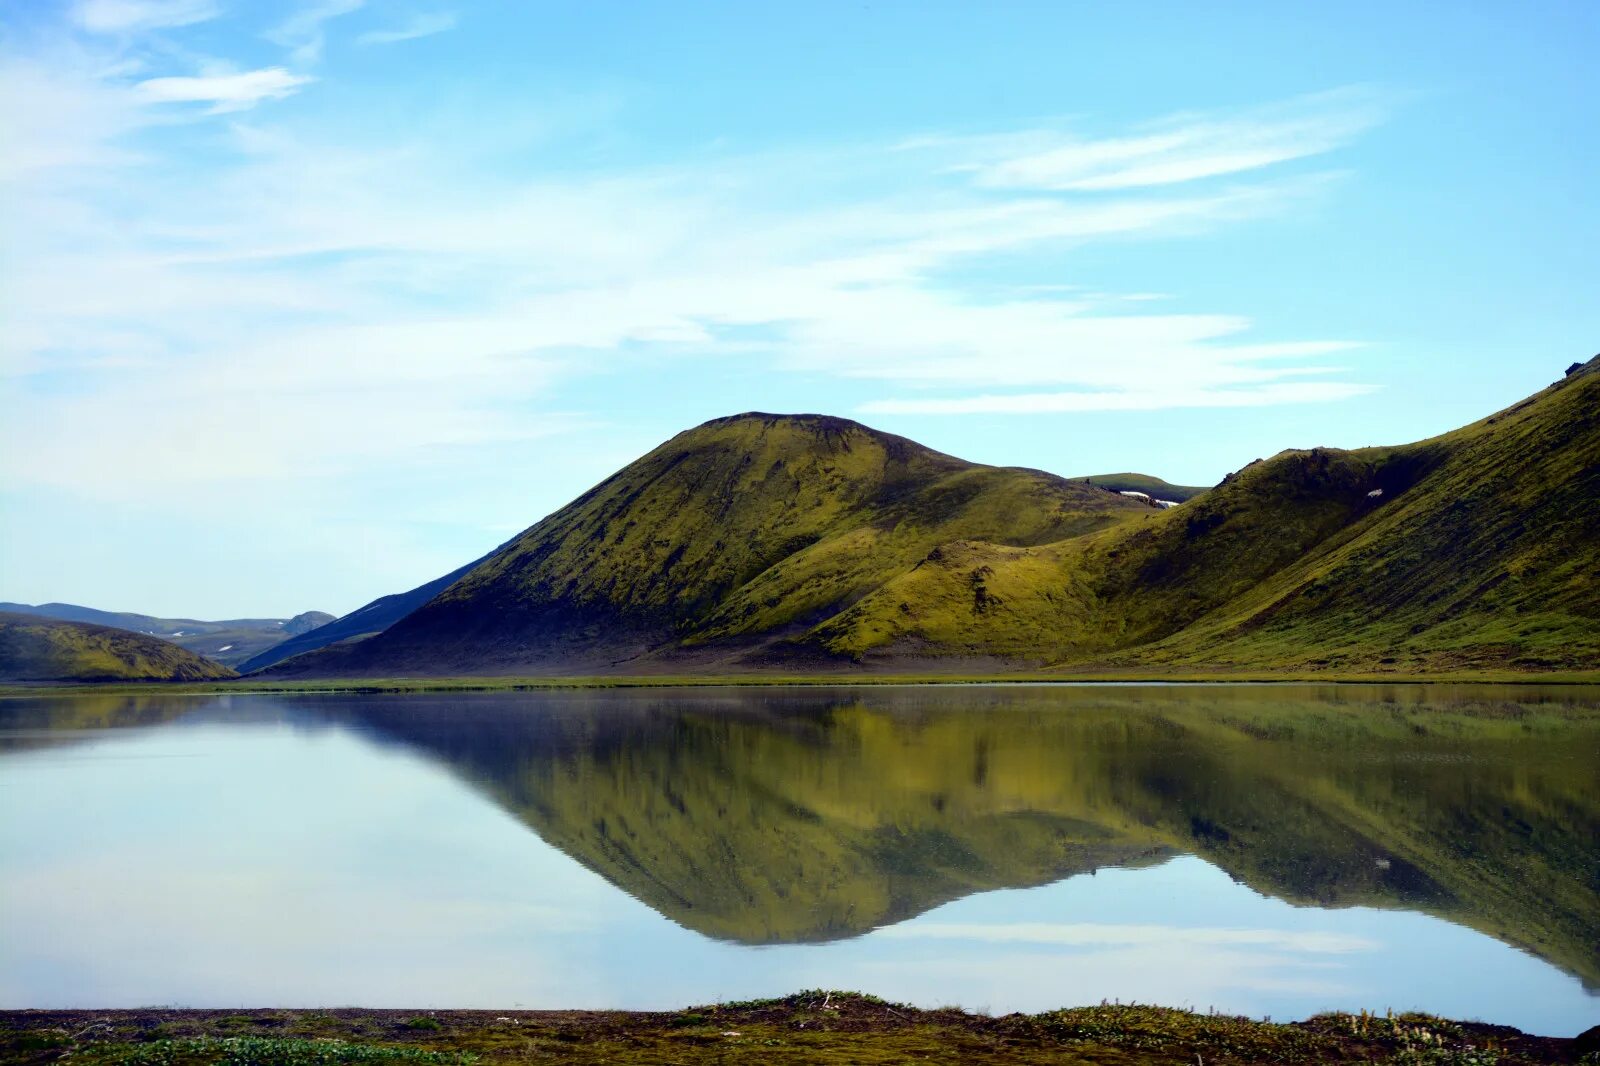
[4,993,1597,1065]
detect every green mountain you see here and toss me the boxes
[0,602,333,668]
[0,613,238,682]
[268,357,1600,677]
[1070,472,1210,503]
[271,413,1150,675]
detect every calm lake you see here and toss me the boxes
[1,684,1596,1034]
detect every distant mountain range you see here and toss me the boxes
[265,354,1599,678]
[0,603,332,668]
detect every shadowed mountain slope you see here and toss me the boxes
[237,557,485,673]
[0,613,237,682]
[270,413,1149,675]
[0,603,331,668]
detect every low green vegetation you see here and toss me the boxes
[0,613,237,683]
[3,996,1590,1064]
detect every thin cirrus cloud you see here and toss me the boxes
[970,89,1384,191]
[266,0,367,65]
[357,12,458,47]
[71,0,219,33]
[134,67,314,110]
[861,382,1376,416]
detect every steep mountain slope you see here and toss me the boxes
[270,414,1150,675]
[0,603,331,667]
[237,558,484,673]
[818,357,1600,672]
[1071,472,1210,502]
[0,613,238,682]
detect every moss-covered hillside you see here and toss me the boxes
[0,614,238,682]
[272,414,1149,675]
[267,357,1600,676]
[820,356,1600,672]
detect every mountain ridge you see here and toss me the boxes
[250,356,1600,677]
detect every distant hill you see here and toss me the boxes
[1070,472,1210,503]
[0,603,333,667]
[268,413,1151,676]
[264,355,1600,678]
[0,613,237,682]
[237,559,485,673]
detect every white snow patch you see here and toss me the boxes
[1118,490,1150,500]
[1367,488,1384,498]
[217,645,233,652]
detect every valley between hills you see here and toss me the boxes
[3,355,1597,685]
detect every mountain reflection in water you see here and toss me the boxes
[8,684,1595,990]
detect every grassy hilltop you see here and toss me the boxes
[274,414,1151,675]
[0,614,237,682]
[260,356,1600,678]
[1069,471,1210,502]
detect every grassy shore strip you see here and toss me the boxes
[5,668,1600,698]
[4,994,1596,1065]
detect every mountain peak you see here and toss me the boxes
[265,413,1145,676]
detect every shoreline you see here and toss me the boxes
[5,668,1600,698]
[3,995,1594,1064]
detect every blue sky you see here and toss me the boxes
[1,0,1595,617]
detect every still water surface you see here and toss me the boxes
[1,684,1596,1034]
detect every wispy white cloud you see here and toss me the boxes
[971,89,1384,191]
[134,67,313,111]
[267,0,365,64]
[71,0,219,34]
[357,11,457,47]
[860,382,1376,416]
